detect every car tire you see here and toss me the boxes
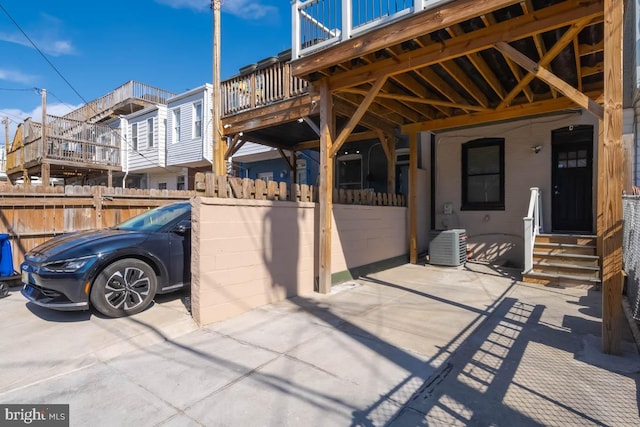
[90,259,157,317]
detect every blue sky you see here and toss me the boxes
[0,0,290,144]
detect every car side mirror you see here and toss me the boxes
[174,220,191,235]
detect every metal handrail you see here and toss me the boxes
[523,187,543,274]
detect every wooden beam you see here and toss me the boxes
[494,42,604,119]
[333,98,397,135]
[293,130,379,151]
[498,16,593,109]
[439,60,489,108]
[599,0,623,355]
[329,76,388,158]
[339,88,488,111]
[302,117,320,136]
[224,134,242,159]
[409,132,418,264]
[326,0,603,91]
[291,0,524,78]
[402,91,602,133]
[277,148,295,170]
[318,79,333,294]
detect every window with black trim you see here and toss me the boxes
[461,138,504,211]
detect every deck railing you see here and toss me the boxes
[523,187,543,274]
[63,80,176,123]
[292,0,453,58]
[6,115,120,173]
[221,61,309,116]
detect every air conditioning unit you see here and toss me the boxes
[429,229,467,266]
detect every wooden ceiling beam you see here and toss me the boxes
[332,99,397,135]
[335,92,405,126]
[388,72,450,116]
[573,37,584,91]
[494,41,603,118]
[292,130,378,151]
[414,67,474,112]
[439,60,490,108]
[339,88,488,112]
[446,24,507,100]
[330,76,387,157]
[402,90,602,133]
[498,16,593,108]
[327,0,603,91]
[521,0,558,98]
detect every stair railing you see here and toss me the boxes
[523,187,543,274]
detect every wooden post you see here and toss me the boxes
[107,170,113,188]
[41,89,49,186]
[212,0,224,177]
[318,79,333,293]
[599,0,624,355]
[409,132,418,264]
[387,135,396,194]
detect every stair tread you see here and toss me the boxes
[533,261,600,271]
[538,233,596,238]
[533,251,599,260]
[523,271,601,283]
[534,242,596,249]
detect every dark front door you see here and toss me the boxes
[551,125,593,233]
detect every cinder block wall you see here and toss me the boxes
[191,198,409,326]
[191,198,316,326]
[331,204,408,273]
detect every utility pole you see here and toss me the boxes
[41,88,50,186]
[2,117,8,177]
[211,0,225,176]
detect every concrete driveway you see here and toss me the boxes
[0,284,197,395]
[1,263,639,426]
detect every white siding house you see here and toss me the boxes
[125,105,167,173]
[166,84,213,168]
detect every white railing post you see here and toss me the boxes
[341,0,351,41]
[291,0,300,59]
[415,0,427,11]
[524,217,533,273]
[523,187,541,274]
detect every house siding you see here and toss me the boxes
[166,85,213,167]
[127,106,166,172]
[432,111,599,268]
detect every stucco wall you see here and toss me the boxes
[191,198,408,326]
[191,197,316,326]
[432,112,599,268]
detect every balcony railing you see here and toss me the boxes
[221,61,309,116]
[63,80,176,123]
[6,115,120,174]
[292,0,454,58]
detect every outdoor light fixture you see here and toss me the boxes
[297,118,304,123]
[223,124,232,129]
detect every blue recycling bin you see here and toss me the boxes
[0,234,13,277]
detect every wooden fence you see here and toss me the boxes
[0,184,194,273]
[194,173,406,206]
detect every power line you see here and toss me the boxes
[0,3,184,178]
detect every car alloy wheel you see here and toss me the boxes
[90,259,157,317]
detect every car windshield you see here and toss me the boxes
[115,202,190,232]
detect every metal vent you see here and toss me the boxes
[429,229,467,266]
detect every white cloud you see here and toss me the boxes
[156,0,278,20]
[0,13,75,57]
[0,68,37,84]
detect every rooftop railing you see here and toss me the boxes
[63,80,176,123]
[292,0,454,59]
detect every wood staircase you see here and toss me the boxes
[522,234,601,288]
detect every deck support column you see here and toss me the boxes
[409,132,418,264]
[599,0,624,355]
[40,163,50,187]
[107,170,113,188]
[318,79,333,294]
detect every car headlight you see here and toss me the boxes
[42,256,96,273]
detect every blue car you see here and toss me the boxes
[21,201,191,317]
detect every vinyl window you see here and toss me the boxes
[461,138,505,210]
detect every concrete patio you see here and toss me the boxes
[1,262,639,426]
